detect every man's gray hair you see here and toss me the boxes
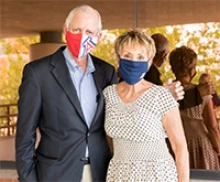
[65,5,102,32]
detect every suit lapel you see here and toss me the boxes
[91,58,105,126]
[51,48,86,122]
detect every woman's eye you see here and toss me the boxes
[124,54,131,58]
[138,56,145,60]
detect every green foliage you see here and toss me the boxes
[0,36,39,105]
[0,56,27,103]
[183,23,220,92]
[0,36,39,132]
[95,23,220,93]
[1,22,220,108]
[92,29,128,68]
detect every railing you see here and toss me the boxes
[0,104,219,137]
[0,103,18,136]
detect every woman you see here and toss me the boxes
[199,73,220,107]
[103,29,189,182]
[169,46,220,169]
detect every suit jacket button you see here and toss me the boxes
[87,133,90,137]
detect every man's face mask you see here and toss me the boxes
[65,31,99,58]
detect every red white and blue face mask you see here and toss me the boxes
[65,31,99,58]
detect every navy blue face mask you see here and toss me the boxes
[119,58,149,85]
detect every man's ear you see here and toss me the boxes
[97,30,109,40]
[63,24,67,34]
[97,32,103,40]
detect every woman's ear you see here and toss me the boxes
[148,59,153,68]
[116,54,120,61]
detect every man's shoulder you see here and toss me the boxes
[25,55,52,74]
[144,64,162,85]
[28,47,64,68]
[30,54,52,65]
[148,64,160,75]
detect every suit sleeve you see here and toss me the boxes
[16,64,41,182]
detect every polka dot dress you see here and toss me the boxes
[181,84,220,170]
[103,84,178,182]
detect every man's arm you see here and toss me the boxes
[16,64,41,182]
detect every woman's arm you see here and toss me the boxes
[162,107,189,182]
[203,99,220,153]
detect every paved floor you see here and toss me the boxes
[0,136,15,161]
[0,170,18,179]
[0,169,219,181]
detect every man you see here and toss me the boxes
[143,33,184,100]
[16,5,118,182]
[144,33,213,108]
[144,33,169,86]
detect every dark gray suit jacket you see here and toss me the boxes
[16,47,118,182]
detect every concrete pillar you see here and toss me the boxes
[29,31,66,61]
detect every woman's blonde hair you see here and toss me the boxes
[114,29,156,62]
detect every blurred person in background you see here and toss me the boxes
[169,45,220,170]
[144,33,214,158]
[144,33,214,108]
[199,73,220,108]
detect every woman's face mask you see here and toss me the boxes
[190,68,197,81]
[65,31,99,58]
[119,58,149,85]
[190,59,198,81]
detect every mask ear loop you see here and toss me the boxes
[117,55,124,82]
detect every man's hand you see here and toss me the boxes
[164,79,185,101]
[198,81,215,96]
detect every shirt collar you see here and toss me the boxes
[63,47,95,73]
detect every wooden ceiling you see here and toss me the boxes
[0,0,219,38]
